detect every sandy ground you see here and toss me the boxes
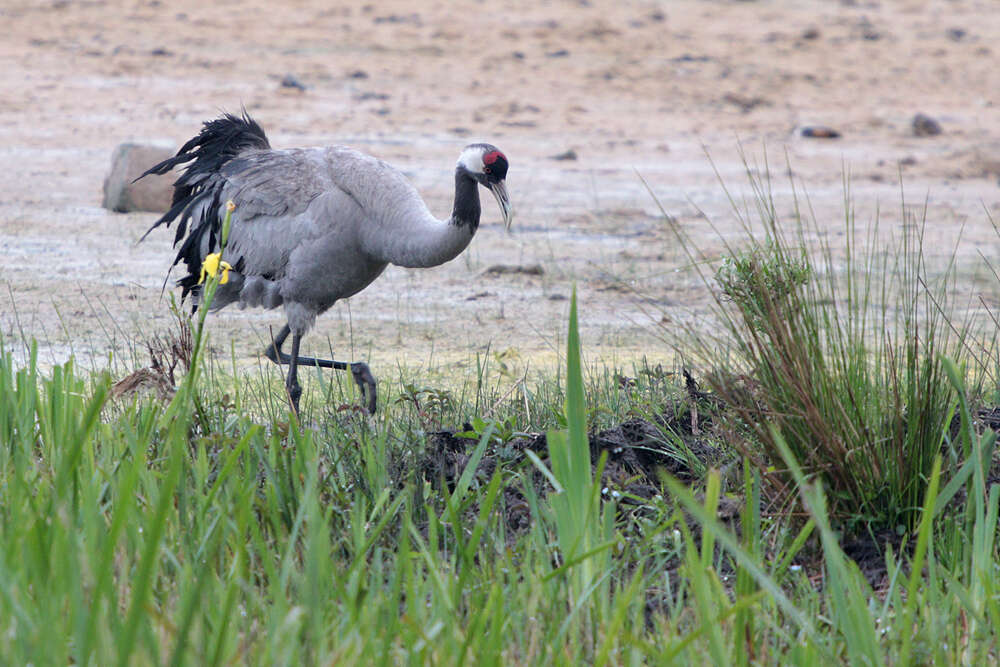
[2,0,999,383]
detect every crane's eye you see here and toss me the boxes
[483,166,492,174]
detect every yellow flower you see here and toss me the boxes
[199,252,232,285]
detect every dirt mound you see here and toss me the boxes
[417,393,727,550]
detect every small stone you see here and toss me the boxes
[373,13,421,25]
[483,264,545,277]
[671,53,710,63]
[356,91,389,101]
[801,126,841,139]
[280,74,307,91]
[912,113,942,137]
[857,18,881,41]
[550,149,578,161]
[723,93,768,113]
[102,143,175,213]
[946,27,966,41]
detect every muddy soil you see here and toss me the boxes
[2,0,999,379]
[416,392,1000,594]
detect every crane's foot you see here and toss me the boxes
[350,362,377,414]
[263,325,375,414]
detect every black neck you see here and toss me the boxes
[451,170,481,230]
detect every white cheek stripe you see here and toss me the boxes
[458,148,484,174]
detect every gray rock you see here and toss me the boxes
[102,143,175,213]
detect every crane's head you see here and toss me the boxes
[458,144,513,230]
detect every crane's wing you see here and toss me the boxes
[140,112,425,305]
[217,146,424,286]
[151,146,374,300]
[214,149,358,279]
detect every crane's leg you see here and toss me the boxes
[263,324,377,413]
[286,330,304,413]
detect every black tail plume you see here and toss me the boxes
[138,111,270,243]
[137,111,270,299]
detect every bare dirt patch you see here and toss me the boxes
[2,0,999,379]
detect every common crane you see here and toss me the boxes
[139,112,512,413]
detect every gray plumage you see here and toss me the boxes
[139,112,512,413]
[210,147,475,331]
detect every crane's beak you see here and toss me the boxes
[488,179,513,231]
